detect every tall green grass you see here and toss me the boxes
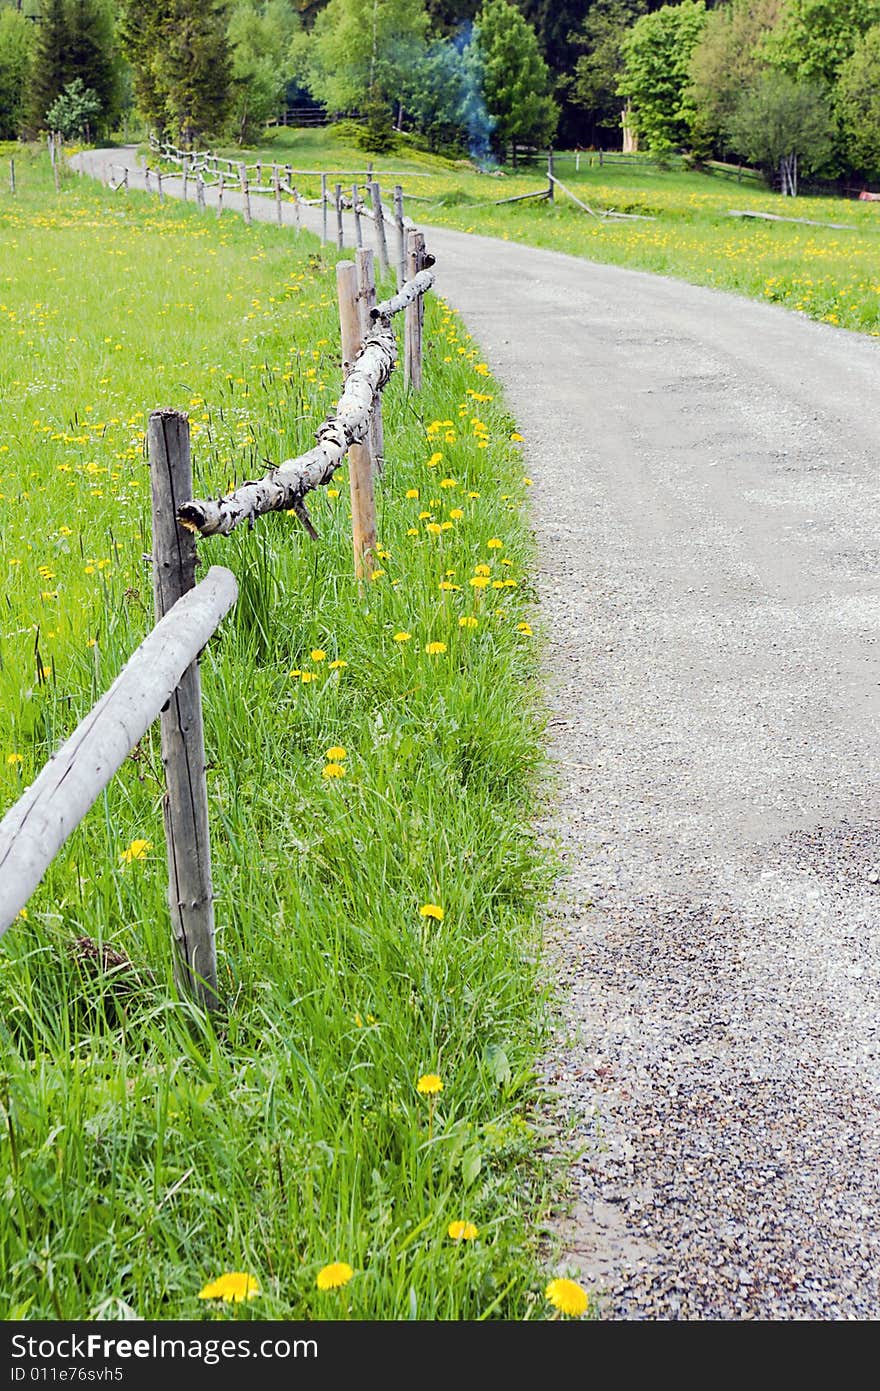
[0,149,554,1320]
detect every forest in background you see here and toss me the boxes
[1,2,879,189]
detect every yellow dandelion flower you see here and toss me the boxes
[426,523,443,535]
[424,642,447,655]
[322,763,346,779]
[393,631,412,643]
[119,839,152,865]
[449,508,464,520]
[407,527,419,536]
[417,1072,443,1094]
[459,616,478,629]
[469,576,490,589]
[327,488,340,499]
[329,659,348,669]
[510,432,524,442]
[419,903,444,920]
[517,623,533,636]
[406,488,420,499]
[198,1273,260,1304]
[6,753,23,765]
[545,1278,589,1317]
[487,538,503,549]
[474,563,491,576]
[310,649,327,662]
[370,569,386,580]
[440,478,458,489]
[428,452,443,467]
[448,1221,479,1241]
[300,672,317,683]
[325,746,346,761]
[439,581,461,592]
[522,476,533,485]
[316,1262,354,1291]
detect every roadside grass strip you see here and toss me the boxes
[0,152,560,1320]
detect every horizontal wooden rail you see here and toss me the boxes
[0,567,238,938]
[178,264,434,538]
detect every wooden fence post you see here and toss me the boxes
[370,180,389,278]
[335,182,344,249]
[49,133,60,193]
[356,247,383,473]
[157,169,164,205]
[336,262,377,579]
[293,184,301,234]
[394,185,406,289]
[321,172,328,244]
[148,409,220,1011]
[352,183,362,248]
[274,167,282,227]
[404,228,426,391]
[145,165,152,193]
[239,163,251,225]
[547,149,554,200]
[216,173,224,218]
[182,155,188,201]
[196,173,205,211]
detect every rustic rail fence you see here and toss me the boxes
[0,159,435,1008]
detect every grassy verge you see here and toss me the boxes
[0,148,553,1320]
[210,129,880,337]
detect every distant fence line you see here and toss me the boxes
[0,148,435,1011]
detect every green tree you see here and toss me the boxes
[118,0,168,134]
[726,69,834,193]
[618,0,707,156]
[687,0,783,155]
[571,0,650,140]
[28,0,69,129]
[64,0,119,131]
[767,0,880,88]
[46,75,101,137]
[294,0,429,137]
[404,38,469,150]
[228,0,296,143]
[472,0,557,157]
[120,0,232,144]
[156,0,232,144]
[835,24,880,178]
[0,5,35,138]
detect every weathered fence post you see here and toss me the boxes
[182,155,189,201]
[274,167,282,227]
[239,162,251,225]
[9,158,14,194]
[256,160,262,186]
[404,228,426,391]
[320,172,328,244]
[393,185,406,289]
[336,262,377,579]
[352,183,363,248]
[216,173,224,218]
[49,133,60,193]
[145,165,152,193]
[148,409,220,1011]
[370,180,389,278]
[293,184,301,234]
[196,173,205,211]
[157,168,164,205]
[356,247,384,473]
[547,150,554,201]
[335,182,344,249]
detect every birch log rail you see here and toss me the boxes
[177,264,435,539]
[0,567,238,940]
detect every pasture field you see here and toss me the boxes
[0,148,554,1320]
[222,129,880,337]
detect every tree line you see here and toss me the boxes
[0,1,878,189]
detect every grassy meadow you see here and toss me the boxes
[214,128,880,337]
[0,146,556,1320]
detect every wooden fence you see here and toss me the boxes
[0,167,435,1010]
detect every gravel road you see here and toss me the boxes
[80,151,880,1319]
